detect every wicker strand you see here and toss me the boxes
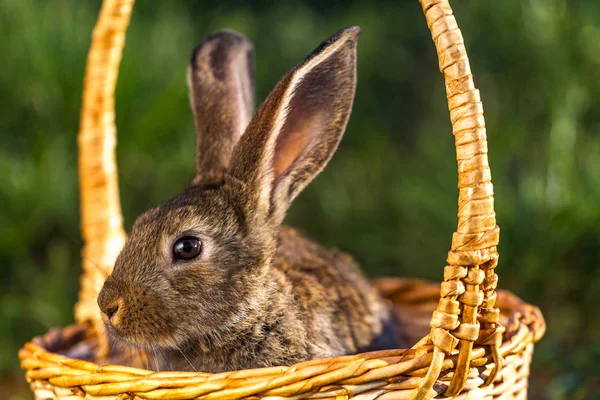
[75,0,134,355]
[416,0,503,398]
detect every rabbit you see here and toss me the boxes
[97,26,404,373]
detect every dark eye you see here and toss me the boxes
[172,236,202,260]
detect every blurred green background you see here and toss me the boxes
[1,0,599,398]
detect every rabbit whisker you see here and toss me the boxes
[149,345,160,372]
[157,346,171,371]
[61,230,111,278]
[174,343,196,372]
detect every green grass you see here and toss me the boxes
[1,0,599,398]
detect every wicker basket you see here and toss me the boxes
[19,0,546,399]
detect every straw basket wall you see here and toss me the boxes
[19,0,546,399]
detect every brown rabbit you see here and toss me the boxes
[97,26,404,373]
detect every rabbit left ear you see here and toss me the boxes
[228,27,360,226]
[188,31,255,185]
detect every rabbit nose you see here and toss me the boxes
[98,277,125,322]
[100,297,123,323]
[104,303,119,320]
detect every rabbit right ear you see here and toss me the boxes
[228,27,360,227]
[188,31,255,185]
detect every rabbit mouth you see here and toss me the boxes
[103,321,136,345]
[104,316,180,350]
[103,320,139,343]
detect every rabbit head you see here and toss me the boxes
[97,27,360,350]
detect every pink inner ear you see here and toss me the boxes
[273,108,323,178]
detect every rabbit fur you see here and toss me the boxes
[97,26,404,373]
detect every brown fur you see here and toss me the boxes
[188,31,254,185]
[97,26,404,373]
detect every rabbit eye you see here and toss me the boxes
[173,236,202,260]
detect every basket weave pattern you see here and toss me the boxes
[19,0,545,399]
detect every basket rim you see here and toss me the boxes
[21,279,545,399]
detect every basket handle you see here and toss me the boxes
[74,0,502,392]
[414,0,503,398]
[75,0,134,354]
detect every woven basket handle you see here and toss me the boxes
[75,0,134,355]
[74,0,502,392]
[414,0,503,398]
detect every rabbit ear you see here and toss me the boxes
[228,27,360,226]
[188,31,255,185]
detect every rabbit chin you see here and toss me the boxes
[104,319,180,350]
